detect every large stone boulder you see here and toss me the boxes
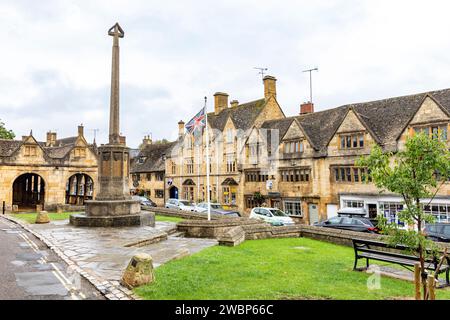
[121,253,154,289]
[35,211,50,224]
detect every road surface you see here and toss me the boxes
[0,216,104,300]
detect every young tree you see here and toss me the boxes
[252,192,265,207]
[357,132,450,299]
[0,120,15,139]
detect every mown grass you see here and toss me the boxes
[10,212,75,224]
[155,215,184,223]
[134,237,450,300]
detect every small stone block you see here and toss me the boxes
[121,253,154,289]
[35,211,50,224]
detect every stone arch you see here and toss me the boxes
[12,173,46,211]
[65,173,94,205]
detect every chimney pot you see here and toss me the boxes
[78,124,84,137]
[46,131,57,147]
[213,92,229,115]
[263,75,277,100]
[300,102,314,115]
[178,120,185,138]
[230,100,239,108]
[142,135,152,146]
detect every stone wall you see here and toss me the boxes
[144,207,226,220]
[175,217,450,253]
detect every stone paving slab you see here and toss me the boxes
[5,216,217,300]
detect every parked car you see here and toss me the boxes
[249,207,295,226]
[194,202,240,217]
[314,216,379,233]
[165,198,196,211]
[424,223,450,243]
[132,195,157,208]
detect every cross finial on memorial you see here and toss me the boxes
[108,23,124,46]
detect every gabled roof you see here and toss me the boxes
[207,99,266,131]
[131,142,176,173]
[261,117,295,141]
[0,139,22,157]
[295,105,348,153]
[261,87,450,155]
[0,134,96,159]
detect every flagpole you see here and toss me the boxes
[204,96,211,221]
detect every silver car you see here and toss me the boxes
[165,198,196,211]
[194,202,240,217]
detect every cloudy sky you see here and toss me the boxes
[1,0,450,148]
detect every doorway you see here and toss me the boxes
[169,186,179,199]
[308,203,319,225]
[368,203,378,219]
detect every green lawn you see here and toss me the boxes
[134,237,450,300]
[155,215,184,223]
[10,212,75,224]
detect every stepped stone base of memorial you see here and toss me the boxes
[70,200,154,227]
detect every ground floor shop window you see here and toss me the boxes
[245,196,258,209]
[343,200,364,208]
[155,189,164,198]
[284,200,302,216]
[379,202,404,226]
[423,204,450,223]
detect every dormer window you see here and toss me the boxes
[414,124,448,141]
[284,140,304,154]
[138,156,146,164]
[74,148,86,158]
[339,133,364,149]
[24,146,37,157]
[226,129,233,144]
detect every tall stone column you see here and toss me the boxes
[71,23,153,228]
[108,23,123,145]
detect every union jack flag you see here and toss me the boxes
[185,107,206,134]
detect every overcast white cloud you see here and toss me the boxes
[1,0,450,147]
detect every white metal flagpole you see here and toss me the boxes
[204,97,211,221]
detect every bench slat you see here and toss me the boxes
[358,252,438,269]
[356,247,436,264]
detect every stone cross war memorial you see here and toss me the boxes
[70,23,153,228]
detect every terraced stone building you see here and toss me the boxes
[0,125,98,211]
[130,136,176,206]
[153,76,450,224]
[243,89,450,224]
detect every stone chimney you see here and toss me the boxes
[300,102,314,115]
[46,131,57,147]
[142,135,152,146]
[230,100,239,108]
[263,75,277,100]
[214,92,229,115]
[78,124,84,137]
[178,120,185,138]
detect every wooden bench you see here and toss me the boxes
[352,238,450,286]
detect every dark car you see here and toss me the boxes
[424,223,450,243]
[314,216,379,233]
[132,196,157,208]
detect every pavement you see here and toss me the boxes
[2,215,218,299]
[25,219,218,283]
[0,217,104,300]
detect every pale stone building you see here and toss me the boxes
[0,125,98,211]
[164,75,285,212]
[243,90,450,224]
[130,136,176,206]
